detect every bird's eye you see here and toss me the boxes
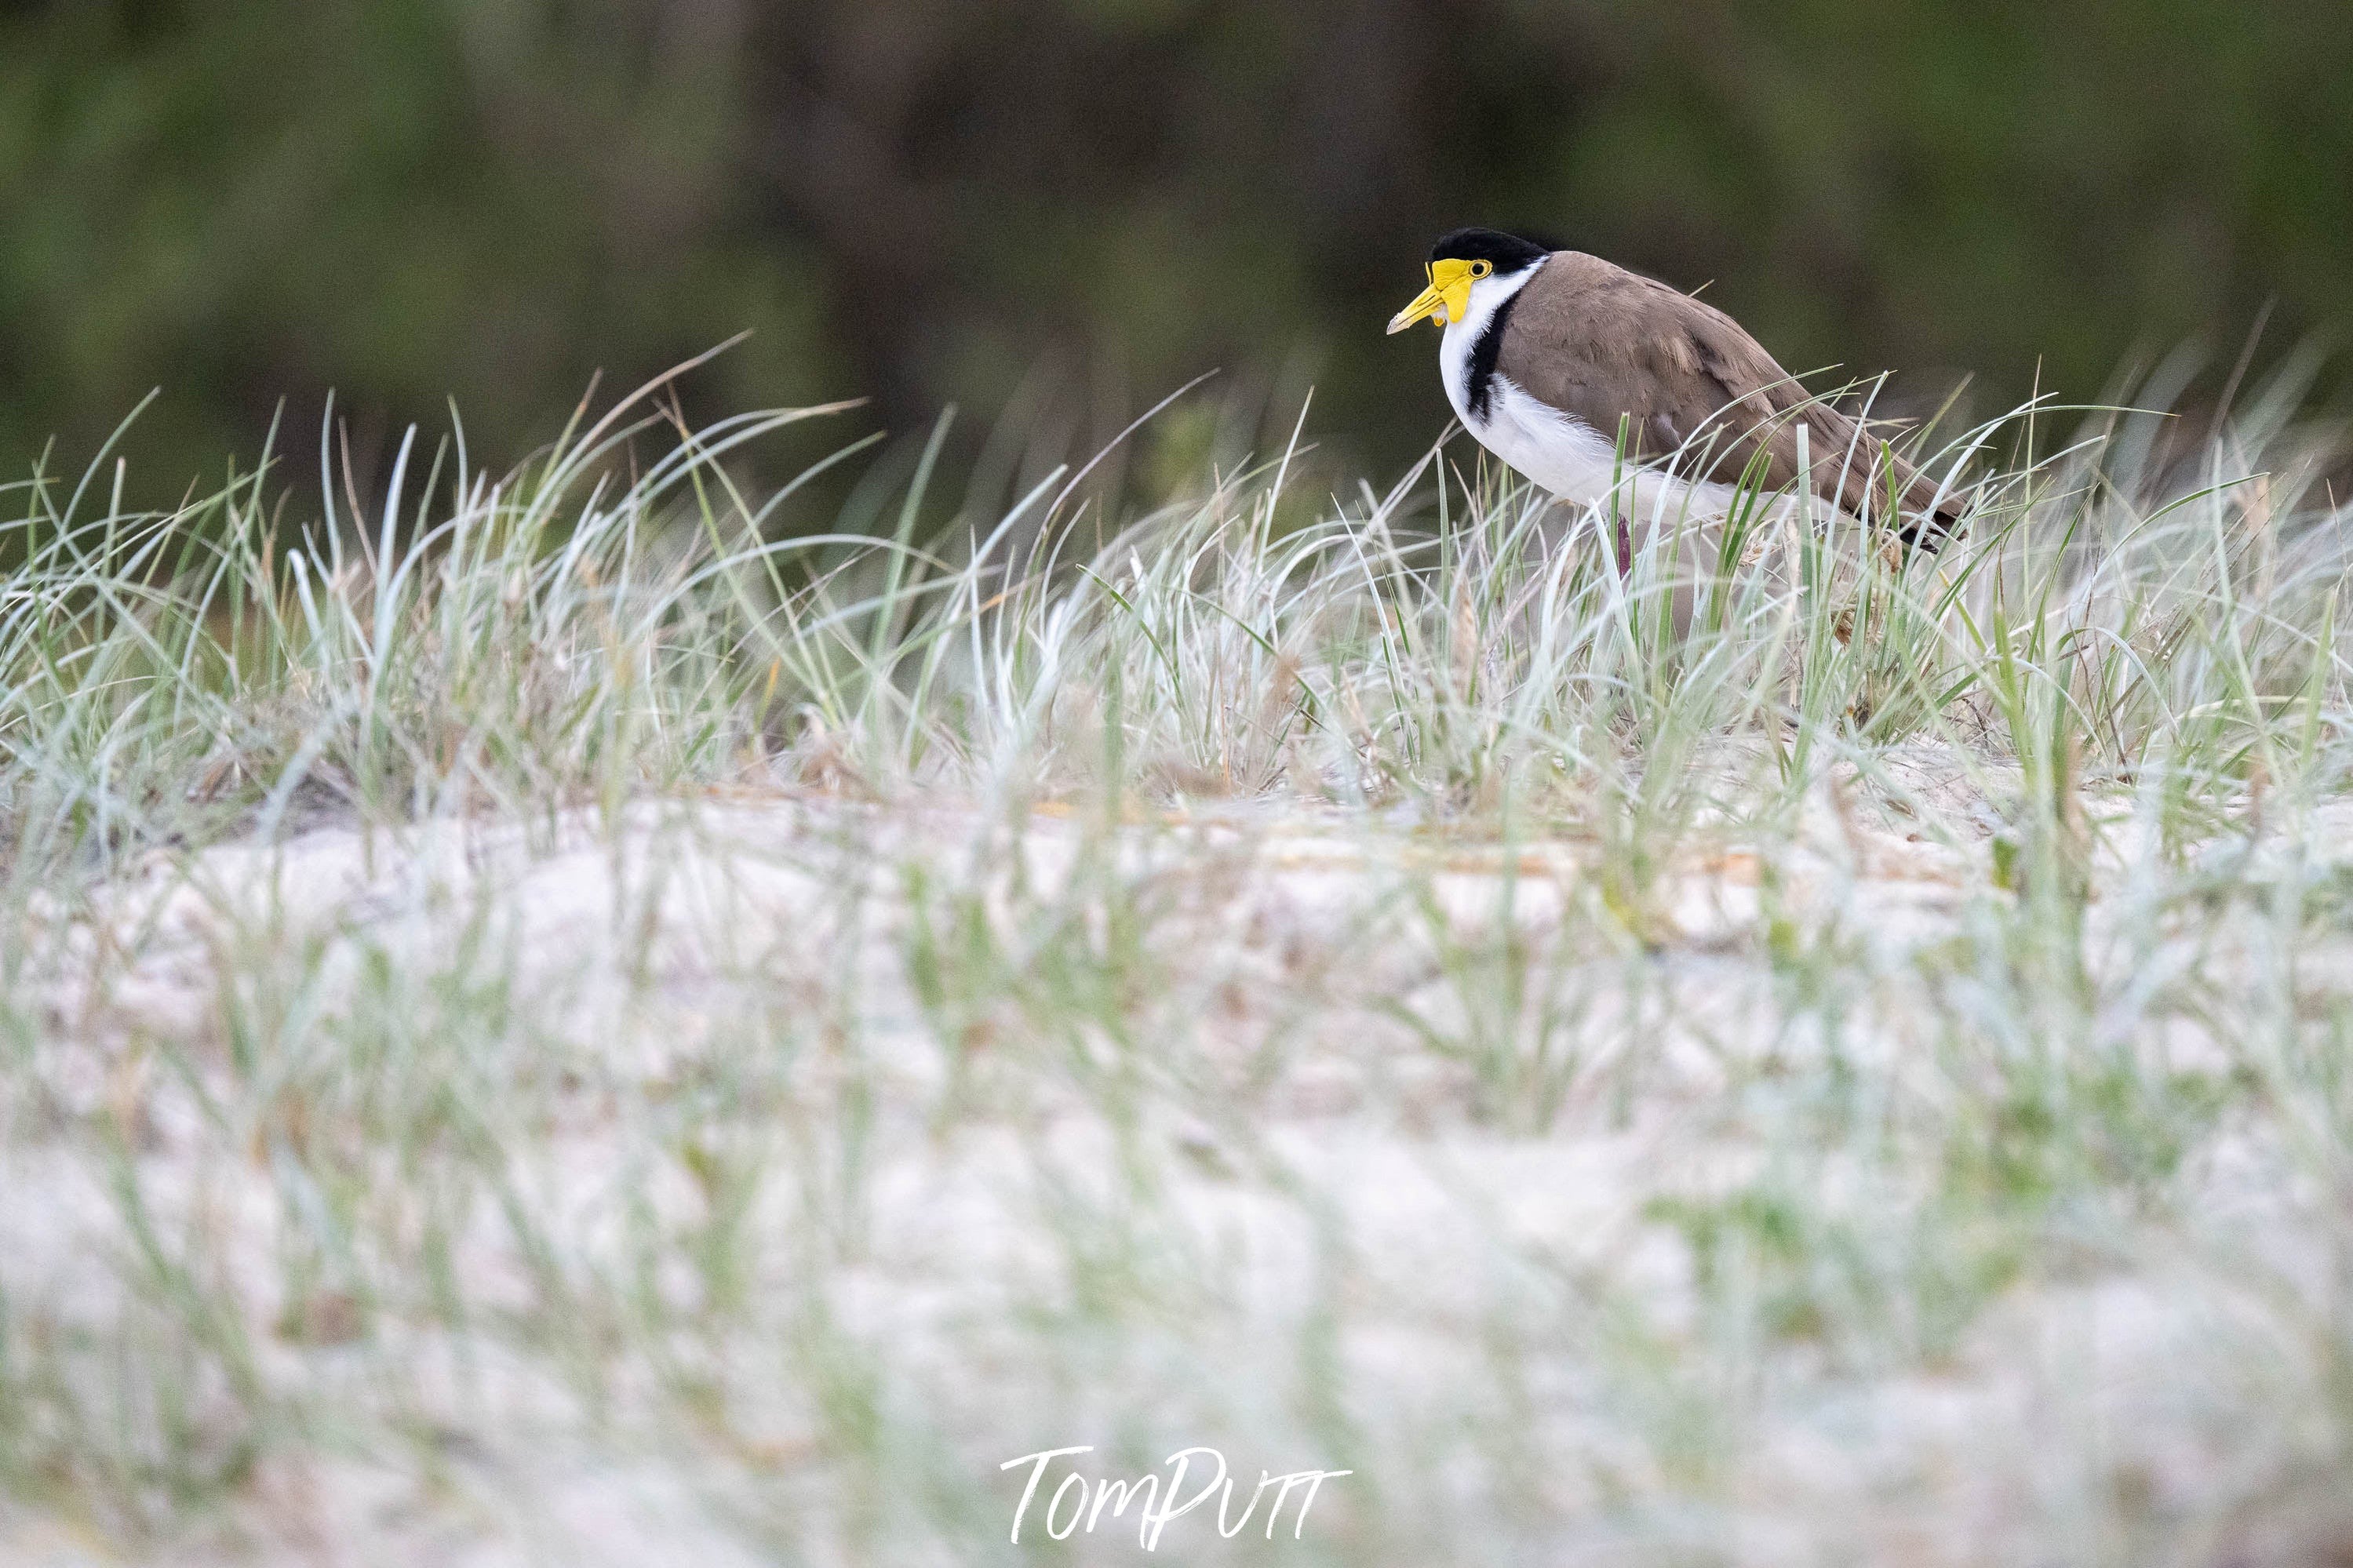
[1470,260,1492,278]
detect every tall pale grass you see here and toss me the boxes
[5,351,2353,1564]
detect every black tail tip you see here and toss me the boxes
[1897,504,1968,555]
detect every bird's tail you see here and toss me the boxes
[1802,406,1969,555]
[1896,493,1969,555]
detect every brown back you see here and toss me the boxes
[1494,252,1961,542]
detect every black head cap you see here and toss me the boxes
[1427,228,1554,272]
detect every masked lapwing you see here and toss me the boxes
[1388,228,1965,558]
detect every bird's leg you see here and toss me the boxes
[1610,414,1637,580]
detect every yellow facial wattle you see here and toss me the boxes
[1386,257,1490,334]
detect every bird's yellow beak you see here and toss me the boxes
[1386,258,1480,334]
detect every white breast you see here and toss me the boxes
[1435,263,1622,507]
[1460,373,1625,504]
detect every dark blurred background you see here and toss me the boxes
[5,0,2351,504]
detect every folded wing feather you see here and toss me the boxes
[1494,253,1965,548]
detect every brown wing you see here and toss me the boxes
[1495,253,1963,547]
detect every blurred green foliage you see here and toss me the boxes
[3,0,2349,497]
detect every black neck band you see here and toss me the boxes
[1464,280,1524,424]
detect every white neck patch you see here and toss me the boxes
[1436,259,1547,426]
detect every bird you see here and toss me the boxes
[1387,228,1965,558]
